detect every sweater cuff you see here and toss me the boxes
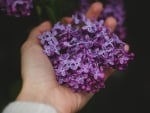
[2,101,58,113]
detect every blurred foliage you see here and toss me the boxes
[33,0,80,24]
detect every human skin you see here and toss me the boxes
[17,2,118,113]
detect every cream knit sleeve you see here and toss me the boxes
[2,101,58,113]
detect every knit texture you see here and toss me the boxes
[2,101,58,113]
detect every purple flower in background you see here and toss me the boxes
[0,0,6,8]
[0,0,33,17]
[38,13,134,93]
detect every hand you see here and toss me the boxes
[17,2,117,113]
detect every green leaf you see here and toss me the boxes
[45,5,57,24]
[36,5,42,16]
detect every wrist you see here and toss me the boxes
[3,101,58,113]
[16,82,61,113]
[16,82,73,113]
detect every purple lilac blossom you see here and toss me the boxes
[80,0,90,13]
[0,0,6,8]
[79,0,126,39]
[0,0,32,17]
[38,13,134,93]
[101,0,126,39]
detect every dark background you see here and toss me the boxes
[0,0,148,113]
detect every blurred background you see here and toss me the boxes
[0,0,148,113]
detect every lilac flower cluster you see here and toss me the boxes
[0,0,32,17]
[79,0,126,39]
[101,0,126,39]
[39,13,134,93]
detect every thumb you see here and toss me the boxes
[27,21,52,44]
[36,21,52,33]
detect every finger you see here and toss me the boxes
[32,21,52,36]
[62,17,73,24]
[62,2,103,23]
[21,22,56,84]
[35,21,52,32]
[29,21,51,39]
[86,2,103,20]
[104,17,117,32]
[21,21,52,53]
[27,21,52,44]
[104,68,115,80]
[124,44,130,52]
